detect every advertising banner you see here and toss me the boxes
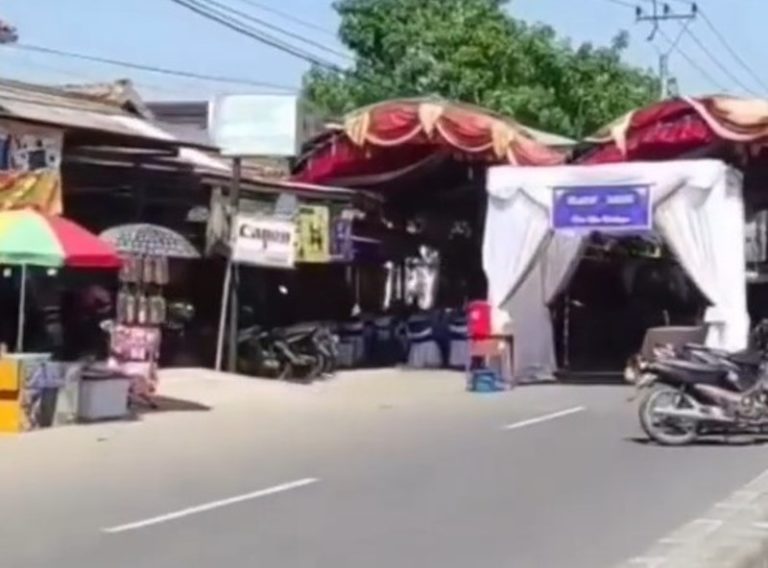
[231,214,296,268]
[296,205,330,263]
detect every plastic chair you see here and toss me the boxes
[448,321,469,368]
[338,320,365,368]
[406,315,442,368]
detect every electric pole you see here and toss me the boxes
[636,1,697,100]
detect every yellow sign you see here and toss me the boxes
[296,205,330,263]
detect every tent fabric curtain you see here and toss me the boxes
[484,159,748,381]
[497,233,586,381]
[482,191,551,307]
[654,167,748,350]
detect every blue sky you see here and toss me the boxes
[1,0,765,102]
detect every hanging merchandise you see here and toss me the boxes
[116,287,130,324]
[155,256,169,286]
[112,252,172,408]
[137,292,149,325]
[149,294,167,325]
[403,246,441,310]
[142,256,154,285]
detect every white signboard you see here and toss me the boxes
[209,94,302,157]
[231,215,296,269]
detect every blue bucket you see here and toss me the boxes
[468,369,503,392]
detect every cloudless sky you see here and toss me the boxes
[1,0,767,106]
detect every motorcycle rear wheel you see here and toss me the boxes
[639,385,699,446]
[319,351,336,377]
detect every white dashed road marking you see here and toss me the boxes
[103,478,319,534]
[502,406,586,431]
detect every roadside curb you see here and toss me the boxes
[618,468,768,567]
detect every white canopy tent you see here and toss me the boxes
[482,159,749,381]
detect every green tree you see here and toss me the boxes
[303,0,658,138]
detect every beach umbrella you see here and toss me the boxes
[0,209,121,351]
[100,223,200,259]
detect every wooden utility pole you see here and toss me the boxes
[226,157,242,373]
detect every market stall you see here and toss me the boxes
[482,159,748,382]
[0,209,123,432]
[100,223,200,406]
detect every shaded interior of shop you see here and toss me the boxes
[297,131,497,297]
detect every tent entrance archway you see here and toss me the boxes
[482,160,749,383]
[550,232,706,379]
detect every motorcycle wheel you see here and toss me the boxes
[639,385,699,446]
[319,351,336,377]
[275,360,292,381]
[305,355,324,382]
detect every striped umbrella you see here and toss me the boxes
[0,210,121,268]
[0,210,121,351]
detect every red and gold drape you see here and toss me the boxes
[295,99,564,185]
[581,96,768,165]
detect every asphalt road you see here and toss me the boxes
[4,370,768,568]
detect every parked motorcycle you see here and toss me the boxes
[631,322,768,445]
[237,326,288,379]
[237,323,338,382]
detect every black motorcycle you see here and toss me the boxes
[632,322,768,445]
[237,326,289,379]
[238,323,338,382]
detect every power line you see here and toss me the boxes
[658,28,728,92]
[3,47,225,100]
[698,9,768,94]
[169,0,342,71]
[233,0,338,39]
[682,26,758,95]
[601,0,638,9]
[201,0,351,61]
[5,43,297,91]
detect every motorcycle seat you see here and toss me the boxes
[728,349,763,367]
[278,323,319,336]
[653,360,725,385]
[684,343,763,367]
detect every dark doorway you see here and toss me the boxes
[552,234,706,380]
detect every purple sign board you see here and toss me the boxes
[551,184,652,232]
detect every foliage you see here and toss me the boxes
[302,0,659,138]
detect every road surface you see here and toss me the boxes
[3,369,768,568]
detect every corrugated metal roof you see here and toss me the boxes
[0,80,205,147]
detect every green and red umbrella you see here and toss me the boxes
[0,209,121,351]
[0,209,120,268]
